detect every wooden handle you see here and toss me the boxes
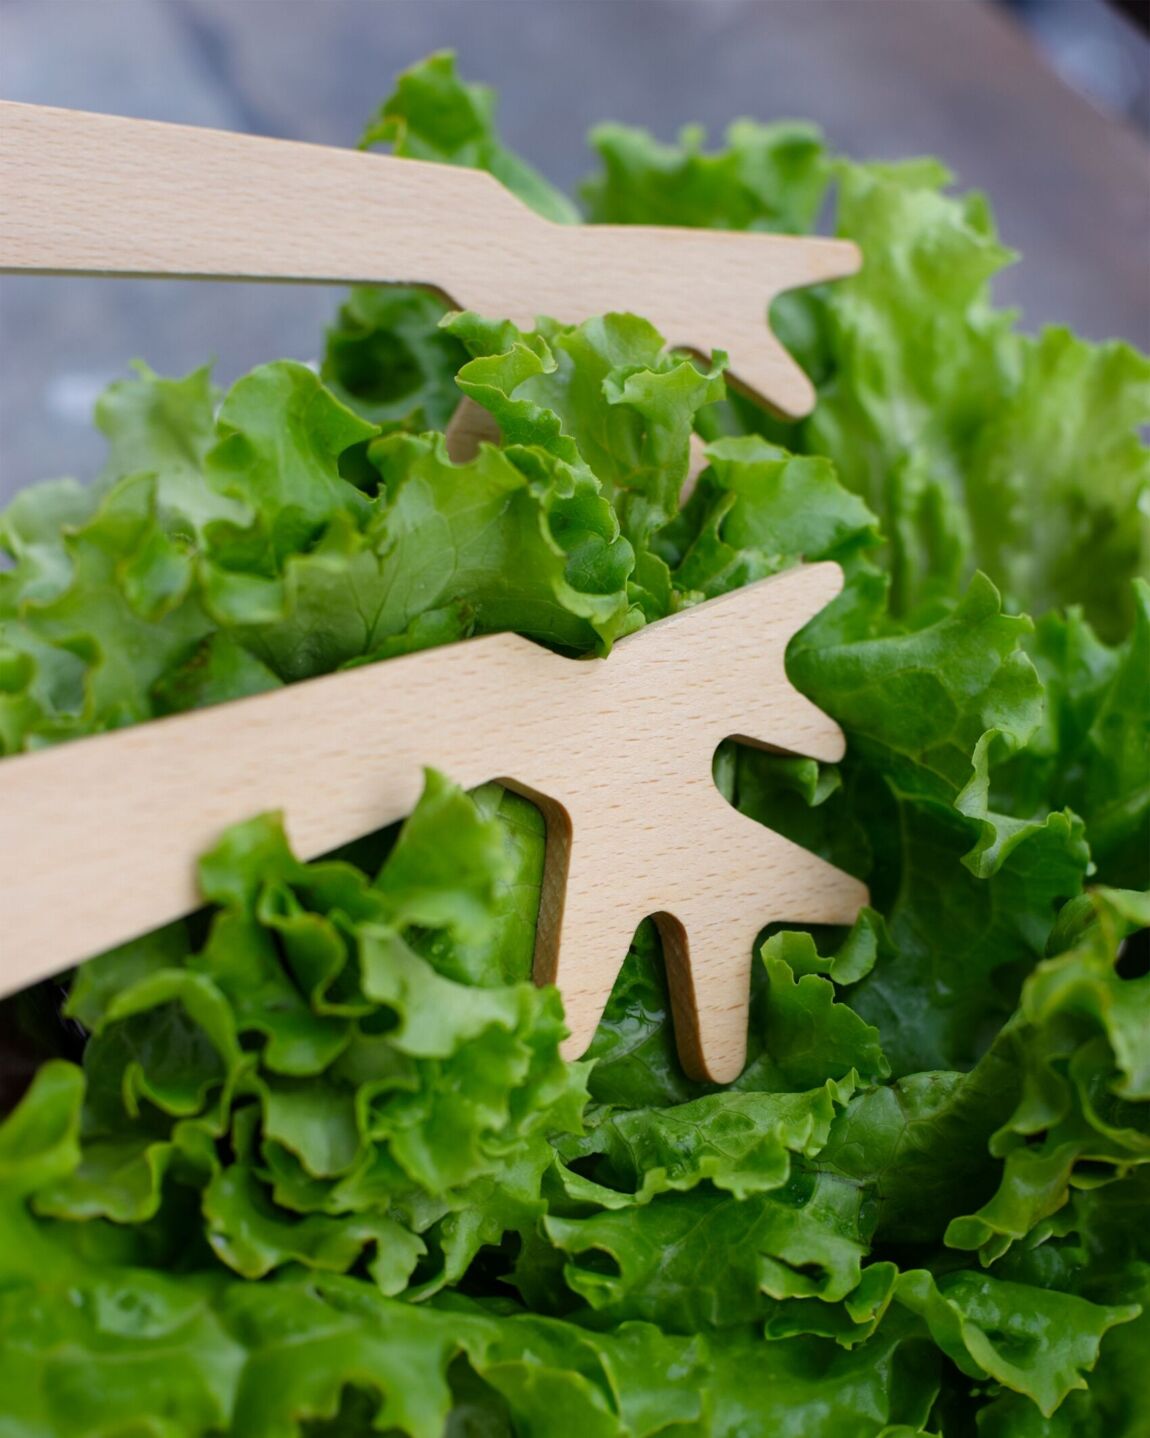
[0,566,867,1082]
[0,101,859,417]
[0,100,524,292]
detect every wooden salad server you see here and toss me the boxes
[0,566,867,1084]
[0,101,868,1081]
[0,101,859,418]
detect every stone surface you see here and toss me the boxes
[2,0,1148,500]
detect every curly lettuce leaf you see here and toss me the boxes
[359,50,579,226]
[3,318,696,750]
[321,285,468,435]
[945,888,1150,1265]
[26,776,586,1309]
[583,124,1149,646]
[583,117,829,235]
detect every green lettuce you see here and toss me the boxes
[1,50,1147,1438]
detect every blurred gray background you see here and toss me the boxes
[2,0,1148,502]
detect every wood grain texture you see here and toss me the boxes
[0,564,867,1082]
[0,100,858,417]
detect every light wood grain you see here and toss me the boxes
[0,565,867,1081]
[0,101,859,418]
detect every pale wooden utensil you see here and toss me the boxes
[0,565,866,1083]
[0,101,859,418]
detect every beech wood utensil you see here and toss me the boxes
[0,101,859,417]
[0,565,866,1082]
[0,102,867,1081]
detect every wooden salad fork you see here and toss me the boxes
[0,101,859,417]
[0,567,866,1083]
[0,102,867,1082]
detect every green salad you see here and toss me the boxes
[1,51,1148,1438]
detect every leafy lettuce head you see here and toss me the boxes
[0,49,1146,1438]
